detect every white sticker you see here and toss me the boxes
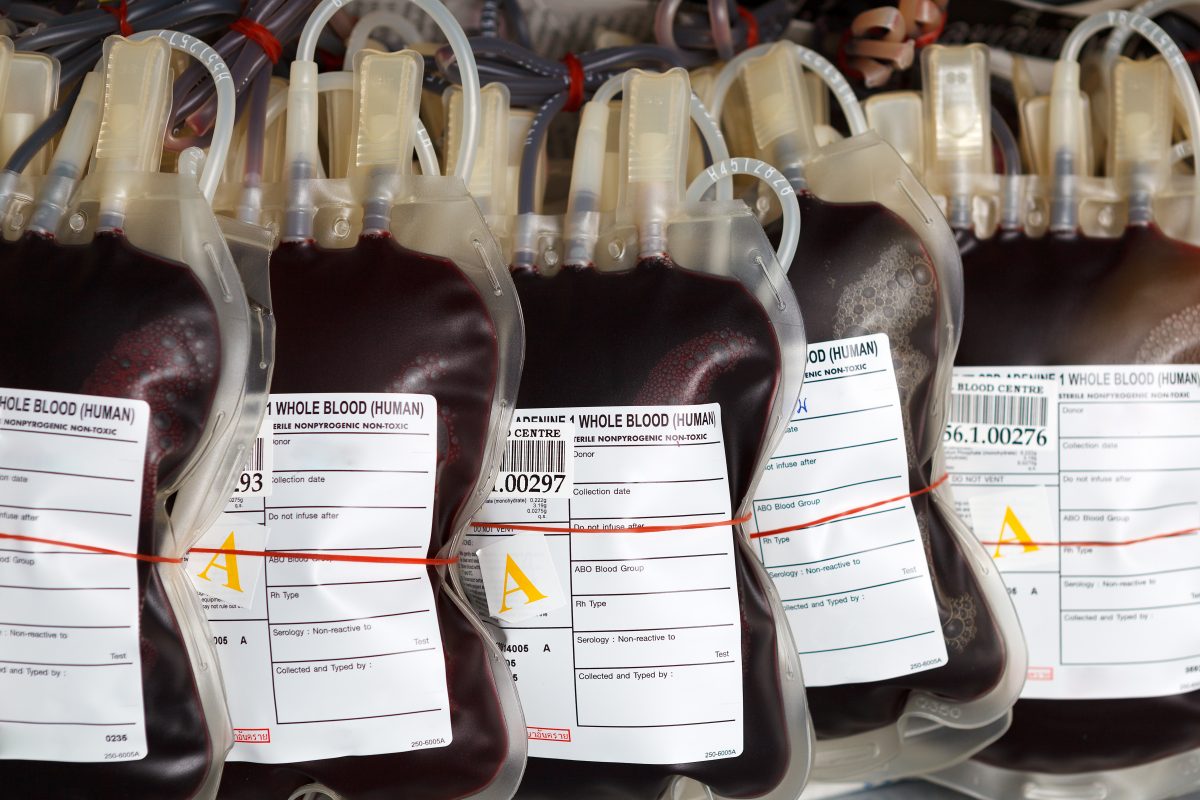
[947,366,1200,699]
[492,414,574,498]
[969,489,1055,562]
[232,418,272,496]
[745,335,947,686]
[199,393,452,762]
[477,532,566,622]
[186,517,269,609]
[462,404,744,764]
[946,374,1054,451]
[0,388,149,762]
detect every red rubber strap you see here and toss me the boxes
[0,532,458,566]
[561,52,585,112]
[471,514,753,535]
[102,0,133,37]
[750,473,950,539]
[231,17,282,64]
[736,6,760,50]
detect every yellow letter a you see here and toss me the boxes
[197,531,243,592]
[499,554,547,613]
[993,507,1039,559]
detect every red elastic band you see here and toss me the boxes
[982,528,1200,549]
[561,52,585,113]
[749,473,950,539]
[231,18,282,64]
[736,6,760,50]
[912,11,946,48]
[0,532,457,566]
[101,0,133,37]
[835,29,860,82]
[471,514,753,535]
[0,531,178,563]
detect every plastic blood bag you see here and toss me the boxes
[460,68,811,800]
[930,15,1200,800]
[0,34,255,798]
[210,3,526,798]
[703,41,1024,781]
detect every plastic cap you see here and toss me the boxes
[921,44,992,182]
[95,37,171,176]
[49,72,103,181]
[618,69,689,211]
[864,91,924,174]
[0,53,57,174]
[567,101,610,215]
[350,48,423,178]
[0,37,16,140]
[1108,56,1171,189]
[1022,92,1094,179]
[1047,59,1084,176]
[740,41,817,169]
[803,70,829,126]
[446,82,509,215]
[285,59,319,174]
[688,66,716,182]
[320,86,353,180]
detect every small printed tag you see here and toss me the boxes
[969,488,1056,563]
[187,516,269,608]
[492,415,574,498]
[477,532,566,623]
[946,375,1056,452]
[233,418,273,496]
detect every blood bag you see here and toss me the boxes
[208,2,527,798]
[458,67,812,800]
[708,41,1025,782]
[927,14,1200,800]
[0,33,257,798]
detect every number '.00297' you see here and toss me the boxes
[494,473,564,493]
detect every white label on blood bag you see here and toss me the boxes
[232,418,272,496]
[463,404,744,764]
[0,388,149,762]
[200,393,452,762]
[947,366,1200,699]
[491,414,574,498]
[744,335,947,686]
[477,532,567,622]
[186,518,269,609]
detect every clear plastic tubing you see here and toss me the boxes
[590,72,733,201]
[129,29,235,202]
[708,42,868,136]
[345,10,423,61]
[1051,10,1200,235]
[295,70,441,176]
[686,156,802,273]
[296,0,479,182]
[1101,0,1187,79]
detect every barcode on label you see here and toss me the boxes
[950,393,1048,428]
[233,427,272,496]
[243,437,266,472]
[501,439,566,474]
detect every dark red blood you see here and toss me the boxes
[508,257,791,799]
[216,234,510,800]
[957,224,1200,773]
[770,194,1009,738]
[0,231,222,799]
